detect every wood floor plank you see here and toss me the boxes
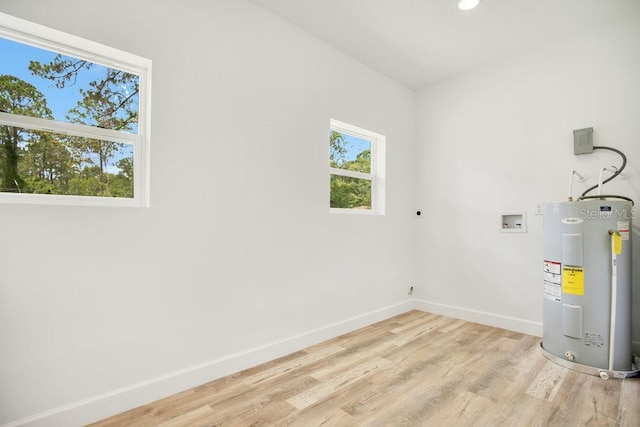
[420,390,498,426]
[274,406,353,427]
[590,372,622,421]
[242,343,345,386]
[369,309,424,330]
[618,378,640,426]
[153,406,213,427]
[200,375,317,425]
[493,393,552,427]
[526,360,569,401]
[89,310,640,427]
[390,312,450,337]
[287,357,392,410]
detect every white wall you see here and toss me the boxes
[414,13,640,338]
[3,1,639,425]
[0,1,416,424]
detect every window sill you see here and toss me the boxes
[330,208,382,215]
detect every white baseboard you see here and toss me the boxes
[414,299,543,337]
[4,300,414,427]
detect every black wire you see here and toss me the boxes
[578,194,634,206]
[580,146,627,198]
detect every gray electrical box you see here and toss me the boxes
[573,127,593,155]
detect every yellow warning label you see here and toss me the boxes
[613,232,622,255]
[562,267,584,296]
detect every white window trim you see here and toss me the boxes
[0,12,152,207]
[329,119,386,215]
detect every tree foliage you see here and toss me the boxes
[329,130,347,168]
[0,51,137,197]
[29,56,139,131]
[329,131,372,209]
[0,75,52,192]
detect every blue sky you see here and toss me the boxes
[0,37,101,121]
[341,133,370,162]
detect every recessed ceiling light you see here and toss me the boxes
[458,0,480,11]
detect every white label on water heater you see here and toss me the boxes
[584,333,604,348]
[544,271,561,284]
[543,260,561,275]
[543,260,562,302]
[544,281,561,302]
[617,221,630,241]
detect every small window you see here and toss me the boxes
[329,119,385,214]
[0,12,151,207]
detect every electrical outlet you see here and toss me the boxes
[535,203,544,215]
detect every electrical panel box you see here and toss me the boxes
[573,127,593,155]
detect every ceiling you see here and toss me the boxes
[247,0,640,90]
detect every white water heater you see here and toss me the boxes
[542,199,633,374]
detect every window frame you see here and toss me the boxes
[0,12,152,207]
[329,119,386,215]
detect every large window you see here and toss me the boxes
[0,12,151,207]
[329,119,385,215]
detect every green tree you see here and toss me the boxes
[330,148,372,209]
[329,130,373,209]
[329,130,346,167]
[68,165,105,196]
[349,149,371,173]
[29,56,138,184]
[108,156,134,198]
[116,156,133,180]
[0,75,52,192]
[20,130,73,193]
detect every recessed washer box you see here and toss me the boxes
[501,212,527,233]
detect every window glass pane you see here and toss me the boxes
[330,174,371,210]
[0,37,139,133]
[0,125,133,198]
[329,130,371,173]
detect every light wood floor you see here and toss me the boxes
[90,310,640,426]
